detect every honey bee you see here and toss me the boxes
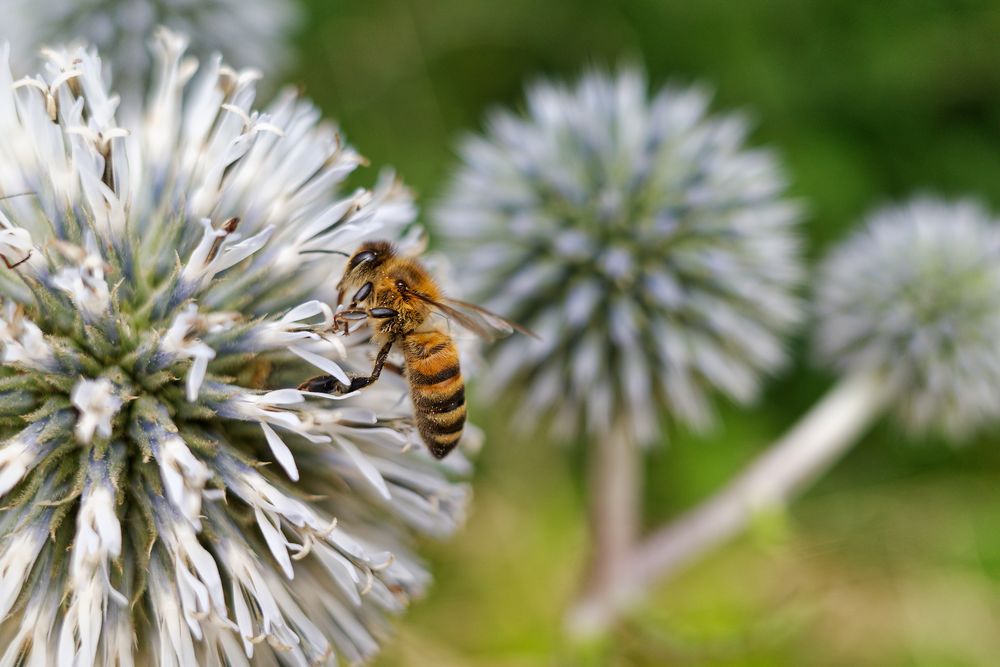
[298,240,531,459]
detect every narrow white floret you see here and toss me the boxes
[71,378,123,444]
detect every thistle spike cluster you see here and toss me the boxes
[816,197,1000,438]
[436,68,803,446]
[6,0,300,100]
[0,30,470,665]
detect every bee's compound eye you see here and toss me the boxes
[348,250,377,271]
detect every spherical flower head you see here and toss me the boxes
[0,30,470,665]
[6,0,300,100]
[816,197,1000,439]
[436,68,803,445]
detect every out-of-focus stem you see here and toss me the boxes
[579,423,642,613]
[566,371,891,637]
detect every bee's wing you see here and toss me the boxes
[440,297,539,339]
[408,292,537,342]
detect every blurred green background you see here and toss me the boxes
[292,1,1000,665]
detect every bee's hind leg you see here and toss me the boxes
[344,340,394,391]
[297,374,348,394]
[1,251,31,269]
[298,340,395,395]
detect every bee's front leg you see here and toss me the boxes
[332,305,398,334]
[350,282,373,306]
[332,307,369,336]
[334,282,376,334]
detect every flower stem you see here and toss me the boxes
[578,423,642,622]
[566,371,891,636]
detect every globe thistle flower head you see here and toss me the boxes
[0,30,470,665]
[6,0,300,100]
[436,67,803,446]
[816,197,1000,439]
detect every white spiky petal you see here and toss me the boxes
[0,31,471,665]
[6,0,300,101]
[437,67,803,445]
[816,197,1000,438]
[70,378,123,444]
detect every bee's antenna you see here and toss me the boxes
[300,249,350,257]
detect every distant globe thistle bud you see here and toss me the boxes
[816,197,1000,438]
[7,0,300,98]
[436,68,803,445]
[0,30,470,665]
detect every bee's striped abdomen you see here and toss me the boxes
[402,331,465,459]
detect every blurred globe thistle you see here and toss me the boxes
[816,197,1000,438]
[6,0,299,99]
[0,30,470,665]
[573,196,1000,633]
[436,68,803,446]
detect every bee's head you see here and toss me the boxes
[337,240,396,293]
